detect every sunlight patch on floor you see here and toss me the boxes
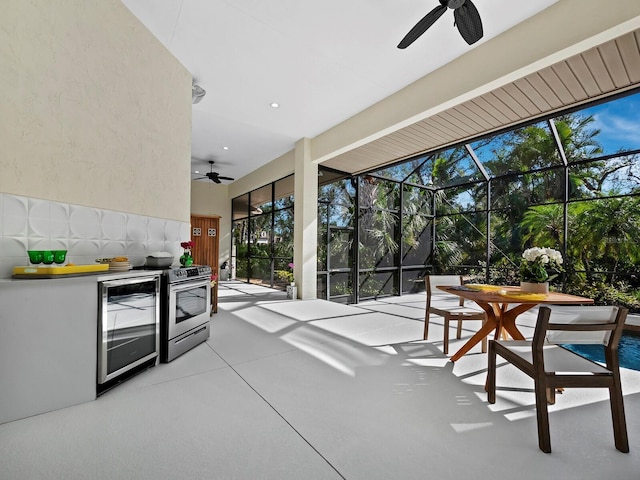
[282,336,356,376]
[281,328,388,377]
[504,410,537,421]
[259,298,369,322]
[242,312,298,333]
[405,358,451,368]
[372,345,399,355]
[231,304,297,333]
[450,422,494,433]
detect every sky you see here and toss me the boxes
[585,90,640,154]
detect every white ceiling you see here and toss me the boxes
[120,0,558,183]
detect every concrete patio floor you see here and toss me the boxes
[1,281,638,479]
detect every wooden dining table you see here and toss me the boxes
[438,285,594,362]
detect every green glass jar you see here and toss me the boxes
[179,253,194,267]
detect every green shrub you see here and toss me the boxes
[275,270,294,283]
[567,282,640,314]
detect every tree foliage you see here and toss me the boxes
[315,100,640,308]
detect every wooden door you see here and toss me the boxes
[190,215,220,312]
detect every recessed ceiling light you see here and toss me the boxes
[194,170,200,174]
[222,146,229,150]
[270,102,280,108]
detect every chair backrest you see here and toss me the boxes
[425,274,464,308]
[426,275,463,291]
[534,305,628,349]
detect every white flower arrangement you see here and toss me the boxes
[520,247,564,283]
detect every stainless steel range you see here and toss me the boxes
[133,264,212,362]
[162,265,212,362]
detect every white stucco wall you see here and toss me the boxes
[227,150,295,199]
[0,0,192,222]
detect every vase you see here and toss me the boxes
[520,281,549,294]
[179,253,194,267]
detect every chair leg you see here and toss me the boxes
[609,382,630,453]
[443,314,450,355]
[456,320,463,339]
[487,341,496,402]
[423,312,430,340]
[480,317,487,353]
[534,378,552,453]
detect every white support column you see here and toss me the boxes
[293,137,318,299]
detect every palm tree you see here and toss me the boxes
[521,204,564,247]
[571,197,640,283]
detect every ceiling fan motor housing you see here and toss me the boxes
[446,0,466,9]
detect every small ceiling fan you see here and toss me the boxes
[398,0,483,49]
[194,161,235,184]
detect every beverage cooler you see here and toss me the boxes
[97,275,160,393]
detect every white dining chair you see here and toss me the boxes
[424,274,487,355]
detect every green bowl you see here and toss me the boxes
[27,250,44,264]
[53,250,67,264]
[42,251,54,264]
[27,250,68,264]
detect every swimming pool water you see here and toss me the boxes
[562,333,640,371]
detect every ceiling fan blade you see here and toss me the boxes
[217,176,235,181]
[454,0,483,45]
[397,5,447,49]
[212,177,221,184]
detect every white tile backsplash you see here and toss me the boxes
[50,202,69,238]
[126,242,147,257]
[29,238,67,251]
[147,240,166,254]
[100,240,127,257]
[3,195,28,236]
[0,193,189,278]
[164,220,182,242]
[69,205,102,239]
[69,239,102,257]
[148,218,165,241]
[126,214,147,242]
[27,199,51,237]
[179,222,191,243]
[1,237,28,257]
[101,211,127,240]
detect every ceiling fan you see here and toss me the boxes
[194,161,235,184]
[397,0,483,49]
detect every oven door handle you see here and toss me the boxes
[101,276,160,288]
[169,278,211,293]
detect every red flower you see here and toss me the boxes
[181,241,195,249]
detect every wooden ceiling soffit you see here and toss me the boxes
[321,29,640,175]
